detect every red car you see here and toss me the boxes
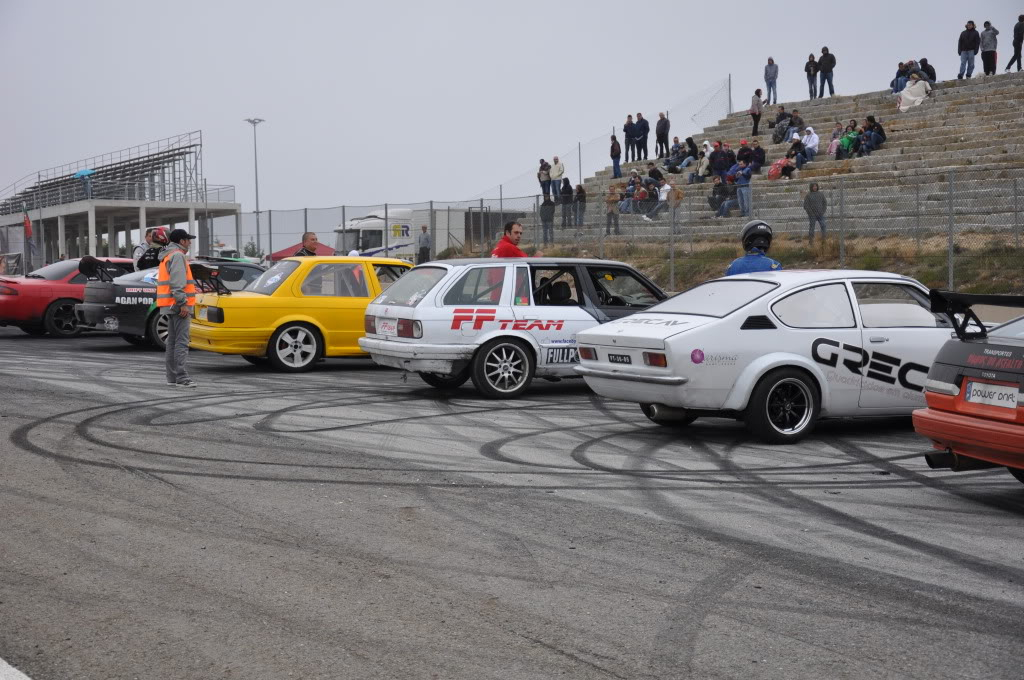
[0,257,134,337]
[913,290,1024,485]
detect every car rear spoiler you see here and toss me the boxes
[192,264,232,295]
[78,256,123,283]
[929,289,1024,340]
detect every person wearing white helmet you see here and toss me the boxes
[725,220,783,276]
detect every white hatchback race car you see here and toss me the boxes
[358,258,667,398]
[574,270,957,443]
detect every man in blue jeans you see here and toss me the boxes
[958,20,980,78]
[818,47,836,97]
[734,160,752,217]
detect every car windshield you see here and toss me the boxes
[989,315,1024,339]
[372,266,447,306]
[647,279,778,318]
[247,260,300,295]
[24,260,81,280]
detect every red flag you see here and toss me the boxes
[22,212,32,240]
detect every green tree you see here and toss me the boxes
[243,239,264,258]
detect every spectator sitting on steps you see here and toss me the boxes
[750,140,766,173]
[642,178,673,222]
[707,175,729,213]
[786,133,806,168]
[797,127,819,169]
[858,115,887,156]
[736,139,753,166]
[772,106,792,144]
[688,151,709,185]
[784,110,805,145]
[897,72,933,113]
[919,57,936,82]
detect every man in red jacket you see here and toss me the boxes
[491,222,542,257]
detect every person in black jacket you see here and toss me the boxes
[623,115,637,163]
[610,135,622,178]
[958,20,980,79]
[750,139,767,173]
[635,112,650,161]
[709,143,730,182]
[539,197,555,247]
[655,112,670,158]
[818,47,836,97]
[919,57,937,82]
[1006,14,1024,72]
[804,54,819,100]
[559,178,574,227]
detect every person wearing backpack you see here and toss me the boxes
[133,226,169,271]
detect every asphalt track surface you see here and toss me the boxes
[1,327,1023,680]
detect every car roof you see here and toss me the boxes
[279,256,410,266]
[430,257,632,267]
[721,269,919,285]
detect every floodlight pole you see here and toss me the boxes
[244,118,265,256]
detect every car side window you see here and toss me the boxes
[771,283,856,328]
[513,267,531,306]
[218,265,261,291]
[69,273,88,285]
[299,263,369,297]
[585,266,660,307]
[531,267,583,306]
[852,283,943,328]
[442,266,506,305]
[373,265,407,291]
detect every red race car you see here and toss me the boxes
[0,257,134,337]
[913,290,1024,485]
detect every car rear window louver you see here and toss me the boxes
[741,315,777,330]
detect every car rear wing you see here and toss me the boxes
[929,289,1024,340]
[192,264,232,295]
[78,256,124,283]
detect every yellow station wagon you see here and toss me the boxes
[190,256,410,371]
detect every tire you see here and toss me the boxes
[744,368,820,444]
[42,299,81,338]
[18,325,47,336]
[1008,468,1024,486]
[242,355,269,366]
[419,369,470,389]
[470,338,535,399]
[640,403,698,426]
[121,333,146,346]
[146,312,170,351]
[267,323,322,372]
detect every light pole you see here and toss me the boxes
[244,118,265,256]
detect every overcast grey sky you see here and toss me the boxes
[0,0,1017,210]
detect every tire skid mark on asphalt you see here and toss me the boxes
[706,438,1024,585]
[827,437,1024,515]
[513,632,631,679]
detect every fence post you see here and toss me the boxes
[268,210,273,261]
[429,200,436,259]
[534,194,540,253]
[384,203,389,254]
[839,176,846,267]
[478,198,484,253]
[947,170,955,290]
[1014,178,1020,251]
[341,205,347,253]
[303,207,308,232]
[669,205,676,291]
[498,185,503,235]
[913,183,921,252]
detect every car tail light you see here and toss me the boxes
[578,346,596,360]
[643,352,668,367]
[398,319,422,338]
[365,314,376,334]
[0,285,17,295]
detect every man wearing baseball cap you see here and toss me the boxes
[156,228,198,388]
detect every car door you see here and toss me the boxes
[442,264,513,339]
[769,282,863,414]
[520,264,598,370]
[851,281,950,409]
[295,261,373,354]
[580,264,665,321]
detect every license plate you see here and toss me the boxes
[197,307,208,321]
[377,317,398,336]
[964,381,1019,409]
[608,353,632,365]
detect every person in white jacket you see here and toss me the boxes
[550,156,565,186]
[797,127,820,168]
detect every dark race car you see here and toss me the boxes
[75,257,264,349]
[0,257,134,337]
[913,290,1024,485]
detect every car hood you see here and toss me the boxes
[576,313,713,350]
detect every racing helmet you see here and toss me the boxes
[150,226,169,246]
[740,220,773,253]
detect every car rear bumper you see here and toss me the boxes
[0,298,38,324]
[358,336,475,373]
[190,323,272,355]
[75,302,118,330]
[913,407,1024,467]
[574,365,688,386]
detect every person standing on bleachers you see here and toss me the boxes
[818,47,837,97]
[623,115,637,163]
[1005,14,1023,72]
[635,113,650,161]
[550,156,565,194]
[610,135,622,178]
[764,58,778,105]
[655,113,670,159]
[804,54,819,100]
[749,90,763,136]
[980,22,1000,76]
[958,20,980,79]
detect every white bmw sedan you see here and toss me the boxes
[574,270,956,443]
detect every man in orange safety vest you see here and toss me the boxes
[157,228,198,388]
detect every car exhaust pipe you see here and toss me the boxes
[649,404,691,421]
[924,449,999,472]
